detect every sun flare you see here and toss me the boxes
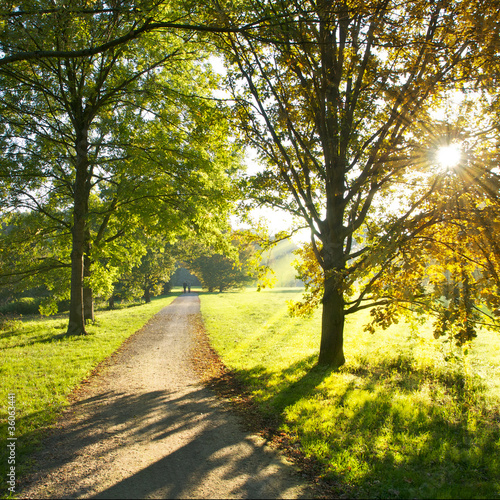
[436,143,462,170]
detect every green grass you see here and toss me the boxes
[200,288,500,499]
[0,293,179,495]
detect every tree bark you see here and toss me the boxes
[83,289,94,322]
[67,211,87,335]
[144,286,151,303]
[83,236,95,323]
[83,282,95,323]
[318,274,346,368]
[67,125,90,336]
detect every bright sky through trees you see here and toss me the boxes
[436,143,462,170]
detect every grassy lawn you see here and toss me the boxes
[0,293,179,495]
[200,288,500,499]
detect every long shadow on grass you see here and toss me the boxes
[232,355,500,499]
[228,355,326,418]
[0,331,82,349]
[321,360,497,498]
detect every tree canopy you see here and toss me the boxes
[179,230,263,292]
[0,0,241,332]
[214,0,500,367]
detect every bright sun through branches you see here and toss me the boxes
[436,143,462,170]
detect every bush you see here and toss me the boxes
[0,297,42,315]
[56,299,70,313]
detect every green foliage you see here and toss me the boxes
[181,230,266,292]
[119,245,176,302]
[192,254,239,292]
[0,0,243,333]
[0,297,41,316]
[85,261,121,301]
[186,250,253,293]
[38,300,58,317]
[0,211,71,303]
[201,289,500,499]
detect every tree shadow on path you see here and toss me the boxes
[20,383,310,499]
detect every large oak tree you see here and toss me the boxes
[214,0,500,367]
[0,0,240,333]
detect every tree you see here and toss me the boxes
[119,246,176,303]
[0,2,271,67]
[0,0,240,333]
[214,0,500,367]
[369,133,500,346]
[188,252,251,292]
[0,210,72,315]
[181,230,262,292]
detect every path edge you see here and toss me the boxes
[190,311,336,499]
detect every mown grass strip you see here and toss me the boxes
[0,293,179,495]
[200,288,500,499]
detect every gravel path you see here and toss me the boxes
[19,294,312,499]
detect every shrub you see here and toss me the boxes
[0,297,41,315]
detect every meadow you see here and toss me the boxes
[0,293,179,494]
[200,288,500,499]
[1,286,499,499]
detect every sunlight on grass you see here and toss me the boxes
[201,288,500,499]
[0,294,178,491]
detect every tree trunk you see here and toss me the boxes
[67,212,87,335]
[144,287,151,303]
[67,124,90,336]
[83,286,94,323]
[318,274,346,368]
[83,249,94,323]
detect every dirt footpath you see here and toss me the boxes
[19,294,312,499]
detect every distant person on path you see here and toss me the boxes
[183,282,187,293]
[188,284,191,293]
